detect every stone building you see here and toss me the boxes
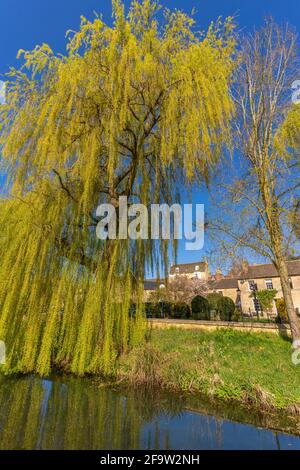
[144,261,209,301]
[169,261,209,280]
[233,260,300,317]
[144,259,300,318]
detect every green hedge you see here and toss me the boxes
[143,301,173,318]
[206,293,223,313]
[217,296,235,321]
[170,302,191,319]
[191,295,210,320]
[206,293,236,321]
[142,296,235,321]
[159,301,172,318]
[144,302,159,318]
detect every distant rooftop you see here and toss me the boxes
[210,278,238,290]
[170,261,207,275]
[239,259,300,279]
[144,279,159,291]
[144,259,300,292]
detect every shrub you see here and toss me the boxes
[191,295,210,320]
[131,303,160,318]
[159,301,172,318]
[144,302,159,318]
[253,289,277,315]
[275,298,288,323]
[170,302,191,319]
[127,344,164,387]
[206,293,223,314]
[232,308,242,322]
[144,302,174,318]
[217,296,236,321]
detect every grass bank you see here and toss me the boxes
[117,327,300,432]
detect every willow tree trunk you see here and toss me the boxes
[276,255,300,348]
[261,179,300,348]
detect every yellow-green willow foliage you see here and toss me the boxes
[274,103,300,153]
[0,0,236,376]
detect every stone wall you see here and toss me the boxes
[149,318,291,337]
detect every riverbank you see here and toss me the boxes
[115,327,300,434]
[1,325,300,435]
[1,374,299,449]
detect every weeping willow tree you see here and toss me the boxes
[0,0,236,376]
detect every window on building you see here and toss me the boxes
[218,291,223,296]
[289,278,294,290]
[248,280,255,291]
[265,279,273,290]
[253,298,262,312]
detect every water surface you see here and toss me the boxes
[0,375,299,450]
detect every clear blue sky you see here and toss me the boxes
[1,0,299,72]
[0,1,299,269]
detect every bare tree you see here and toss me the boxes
[210,20,300,346]
[148,275,208,304]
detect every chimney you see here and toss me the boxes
[215,268,223,281]
[241,260,249,274]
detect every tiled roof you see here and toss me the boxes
[144,259,300,292]
[210,278,238,290]
[144,280,159,291]
[239,260,300,279]
[170,261,207,275]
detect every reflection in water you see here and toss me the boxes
[0,375,299,450]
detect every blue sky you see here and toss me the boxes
[0,0,299,74]
[0,1,299,269]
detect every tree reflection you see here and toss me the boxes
[0,375,297,450]
[0,376,182,450]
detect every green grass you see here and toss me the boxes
[119,327,300,413]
